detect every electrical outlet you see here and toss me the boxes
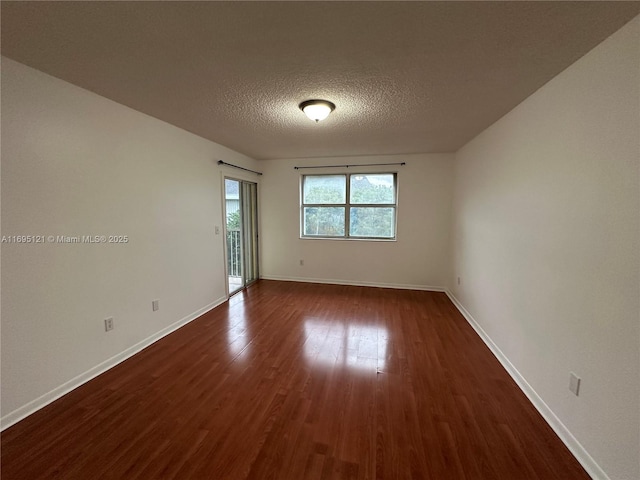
[569,372,581,396]
[104,317,114,332]
[299,259,304,266]
[457,276,461,285]
[215,225,220,235]
[152,299,159,312]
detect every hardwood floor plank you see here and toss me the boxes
[1,280,590,479]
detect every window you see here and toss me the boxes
[301,173,397,239]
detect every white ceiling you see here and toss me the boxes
[2,2,639,160]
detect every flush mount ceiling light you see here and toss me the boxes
[299,99,335,122]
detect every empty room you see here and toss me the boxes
[1,2,639,480]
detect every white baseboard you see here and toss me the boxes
[445,290,608,480]
[1,296,227,431]
[260,274,446,292]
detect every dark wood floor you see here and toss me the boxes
[2,280,589,479]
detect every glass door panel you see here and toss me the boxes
[224,179,243,295]
[242,182,259,285]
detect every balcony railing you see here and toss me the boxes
[227,229,242,278]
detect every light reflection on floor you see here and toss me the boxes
[303,318,388,372]
[226,300,251,359]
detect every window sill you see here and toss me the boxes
[300,236,397,242]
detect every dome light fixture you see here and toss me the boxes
[299,99,335,122]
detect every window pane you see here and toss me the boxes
[303,175,346,204]
[350,174,395,204]
[303,207,346,236]
[349,207,395,238]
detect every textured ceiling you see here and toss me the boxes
[2,2,639,160]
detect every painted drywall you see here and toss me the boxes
[0,57,259,423]
[450,16,639,480]
[260,154,453,290]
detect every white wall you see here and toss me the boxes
[450,17,639,480]
[260,154,453,290]
[0,57,259,425]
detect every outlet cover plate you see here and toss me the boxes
[569,372,581,396]
[104,317,114,332]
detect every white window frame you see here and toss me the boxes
[300,172,398,240]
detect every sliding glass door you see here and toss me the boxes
[224,178,258,295]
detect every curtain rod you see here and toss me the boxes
[294,162,406,170]
[218,160,263,176]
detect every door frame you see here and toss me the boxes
[222,174,259,298]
